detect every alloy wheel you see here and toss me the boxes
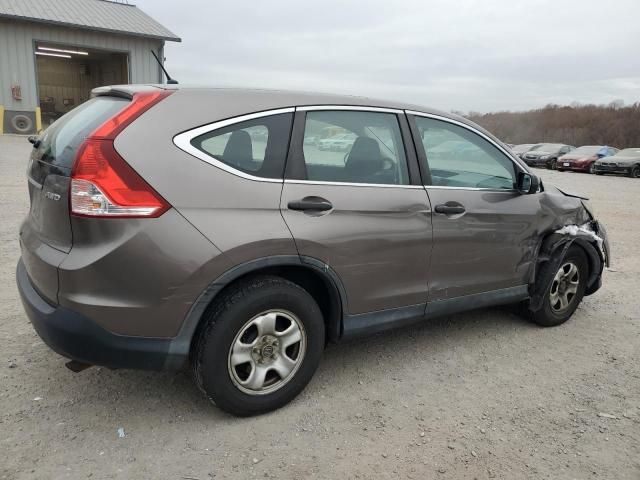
[549,262,580,313]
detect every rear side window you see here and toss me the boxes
[301,110,409,185]
[35,96,128,170]
[414,116,516,190]
[191,113,293,179]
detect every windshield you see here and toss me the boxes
[571,146,600,155]
[32,96,128,170]
[531,143,563,152]
[512,144,534,153]
[617,148,640,156]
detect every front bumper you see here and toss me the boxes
[523,157,545,166]
[594,165,631,175]
[559,162,590,172]
[16,259,185,370]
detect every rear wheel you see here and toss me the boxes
[193,276,325,416]
[628,165,640,178]
[529,246,588,327]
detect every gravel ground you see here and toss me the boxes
[1,134,638,479]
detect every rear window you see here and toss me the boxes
[190,113,293,179]
[34,96,129,170]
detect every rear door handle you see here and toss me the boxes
[434,203,466,215]
[288,197,333,212]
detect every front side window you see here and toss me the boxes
[301,110,409,185]
[191,113,293,179]
[414,116,516,190]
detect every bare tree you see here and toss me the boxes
[467,103,640,148]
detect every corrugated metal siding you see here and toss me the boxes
[0,18,163,111]
[0,0,180,41]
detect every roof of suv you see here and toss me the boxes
[96,84,453,119]
[94,84,509,149]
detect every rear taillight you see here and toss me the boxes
[71,90,172,218]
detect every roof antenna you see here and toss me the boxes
[151,50,178,84]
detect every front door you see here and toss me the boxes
[408,113,542,302]
[280,108,432,315]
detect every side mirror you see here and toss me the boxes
[517,172,539,194]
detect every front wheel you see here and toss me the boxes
[547,159,557,170]
[589,163,596,174]
[628,165,640,178]
[528,246,588,327]
[193,276,325,416]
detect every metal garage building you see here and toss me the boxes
[0,0,180,134]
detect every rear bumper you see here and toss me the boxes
[16,259,186,371]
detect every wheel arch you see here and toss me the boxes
[528,230,604,312]
[166,256,347,369]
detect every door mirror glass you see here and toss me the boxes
[517,172,539,194]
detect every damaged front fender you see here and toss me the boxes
[528,187,610,312]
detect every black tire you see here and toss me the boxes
[557,169,564,172]
[192,275,324,416]
[589,163,596,174]
[547,159,557,170]
[628,165,640,178]
[529,246,588,327]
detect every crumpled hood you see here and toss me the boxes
[539,183,591,228]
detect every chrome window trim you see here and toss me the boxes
[297,105,403,114]
[284,179,424,189]
[405,110,528,174]
[173,107,295,183]
[426,185,517,193]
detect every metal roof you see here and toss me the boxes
[0,0,180,42]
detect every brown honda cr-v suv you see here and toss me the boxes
[17,85,610,416]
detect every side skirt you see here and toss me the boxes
[342,285,529,340]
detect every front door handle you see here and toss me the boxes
[434,203,466,215]
[288,197,333,212]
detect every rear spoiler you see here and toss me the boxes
[91,85,175,100]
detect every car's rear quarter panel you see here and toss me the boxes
[58,209,230,337]
[114,89,302,266]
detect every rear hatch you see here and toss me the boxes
[21,96,130,301]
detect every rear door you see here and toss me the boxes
[407,112,542,301]
[280,107,432,315]
[20,96,129,300]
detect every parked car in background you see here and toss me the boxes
[558,146,619,173]
[16,85,610,416]
[511,143,541,158]
[594,148,640,178]
[522,143,574,169]
[318,133,356,151]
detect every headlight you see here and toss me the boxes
[540,155,549,160]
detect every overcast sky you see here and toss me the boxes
[135,0,639,113]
